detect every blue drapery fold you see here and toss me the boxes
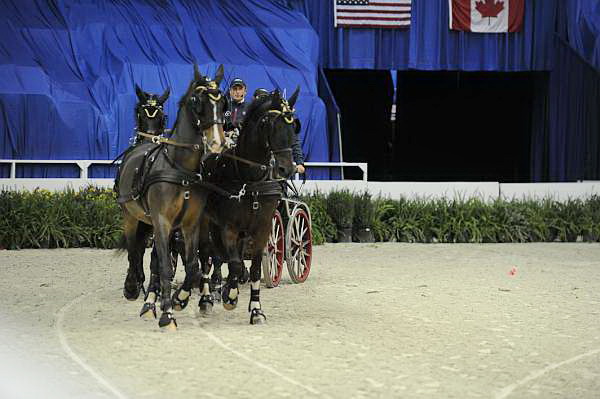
[532,36,600,182]
[557,0,600,70]
[0,0,332,179]
[290,0,557,71]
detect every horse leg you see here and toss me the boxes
[210,256,223,302]
[247,222,270,325]
[140,245,160,319]
[248,253,266,325]
[220,227,242,311]
[169,229,184,283]
[123,216,146,300]
[197,251,214,315]
[172,207,204,314]
[152,217,177,331]
[171,231,197,312]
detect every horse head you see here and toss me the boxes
[182,64,226,155]
[263,86,300,179]
[135,85,170,135]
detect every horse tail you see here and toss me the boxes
[114,233,128,254]
[114,222,152,254]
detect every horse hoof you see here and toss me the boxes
[198,294,214,315]
[222,293,238,310]
[250,309,267,325]
[158,312,177,331]
[172,289,189,311]
[211,290,222,303]
[140,302,156,320]
[223,300,237,311]
[221,284,238,310]
[123,285,141,301]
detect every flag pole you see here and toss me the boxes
[333,0,337,28]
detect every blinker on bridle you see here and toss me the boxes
[140,98,162,118]
[195,80,222,102]
[267,98,295,124]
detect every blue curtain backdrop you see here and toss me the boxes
[557,0,600,70]
[3,0,600,182]
[531,0,600,182]
[0,0,331,179]
[290,0,557,71]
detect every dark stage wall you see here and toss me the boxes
[326,70,539,182]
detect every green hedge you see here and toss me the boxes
[1,187,599,249]
[0,187,121,249]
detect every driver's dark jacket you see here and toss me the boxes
[224,96,248,131]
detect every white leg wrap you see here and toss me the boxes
[145,291,157,304]
[177,289,190,301]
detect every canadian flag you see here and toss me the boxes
[449,0,524,33]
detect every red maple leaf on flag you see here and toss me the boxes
[475,0,505,25]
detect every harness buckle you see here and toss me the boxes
[252,201,260,210]
[229,183,247,202]
[182,180,190,187]
[193,144,200,151]
[184,191,190,200]
[151,135,160,144]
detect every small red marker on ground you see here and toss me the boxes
[508,267,517,276]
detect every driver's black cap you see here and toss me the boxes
[230,78,246,89]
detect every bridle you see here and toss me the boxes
[136,98,167,135]
[224,99,296,181]
[136,80,225,154]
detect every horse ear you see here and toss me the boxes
[272,89,281,104]
[135,84,146,102]
[193,63,201,81]
[158,87,170,104]
[288,86,300,108]
[214,64,224,86]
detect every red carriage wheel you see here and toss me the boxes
[262,210,285,288]
[285,207,312,283]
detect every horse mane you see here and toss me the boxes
[242,94,279,134]
[178,77,204,108]
[170,76,209,133]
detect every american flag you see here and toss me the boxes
[334,0,412,29]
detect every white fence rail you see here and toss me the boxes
[0,159,368,181]
[1,159,599,202]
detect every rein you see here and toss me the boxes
[224,107,294,181]
[136,131,202,152]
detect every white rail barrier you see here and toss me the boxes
[0,159,116,180]
[1,159,599,201]
[0,160,368,181]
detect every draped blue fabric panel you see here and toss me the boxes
[0,0,331,179]
[532,37,600,182]
[557,0,600,71]
[290,0,557,71]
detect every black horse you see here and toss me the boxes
[171,88,300,324]
[116,64,226,330]
[134,85,170,138]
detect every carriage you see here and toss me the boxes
[261,180,313,288]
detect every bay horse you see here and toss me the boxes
[172,88,300,324]
[116,64,226,330]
